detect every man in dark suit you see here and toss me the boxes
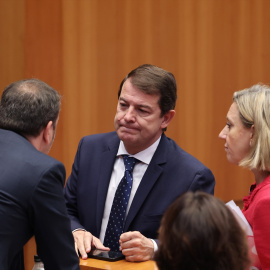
[64,64,215,262]
[0,79,79,270]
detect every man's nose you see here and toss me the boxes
[124,107,136,122]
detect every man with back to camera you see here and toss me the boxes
[0,79,80,270]
[64,64,216,262]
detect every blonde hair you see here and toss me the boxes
[233,84,270,171]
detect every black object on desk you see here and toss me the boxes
[88,249,125,262]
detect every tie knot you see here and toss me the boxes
[122,155,138,172]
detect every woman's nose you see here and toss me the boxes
[218,126,227,139]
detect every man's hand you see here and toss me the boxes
[119,231,154,262]
[73,230,109,259]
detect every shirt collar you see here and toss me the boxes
[117,136,161,165]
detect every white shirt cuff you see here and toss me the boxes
[150,238,158,253]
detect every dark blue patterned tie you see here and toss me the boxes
[103,155,137,251]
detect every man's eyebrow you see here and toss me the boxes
[119,97,126,102]
[119,97,152,110]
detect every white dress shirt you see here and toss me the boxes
[99,137,161,247]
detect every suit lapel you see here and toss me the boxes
[124,134,168,231]
[96,134,119,235]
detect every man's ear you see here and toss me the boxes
[43,121,54,144]
[161,110,175,130]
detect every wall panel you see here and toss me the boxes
[24,0,64,161]
[0,0,25,89]
[0,0,270,269]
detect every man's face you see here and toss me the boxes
[114,78,171,154]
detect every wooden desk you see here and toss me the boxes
[80,258,157,270]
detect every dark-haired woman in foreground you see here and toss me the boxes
[155,191,250,270]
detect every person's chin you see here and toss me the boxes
[226,153,233,163]
[118,133,136,142]
[227,155,238,166]
[117,130,137,143]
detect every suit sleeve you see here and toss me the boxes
[151,168,214,244]
[188,167,215,195]
[31,162,80,270]
[64,139,86,231]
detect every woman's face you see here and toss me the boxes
[219,102,253,165]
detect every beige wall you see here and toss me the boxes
[1,0,270,268]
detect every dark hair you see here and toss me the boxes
[0,78,61,137]
[155,191,250,270]
[118,64,177,117]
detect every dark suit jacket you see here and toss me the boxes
[64,132,215,241]
[0,129,79,270]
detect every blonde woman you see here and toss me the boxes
[219,84,270,269]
